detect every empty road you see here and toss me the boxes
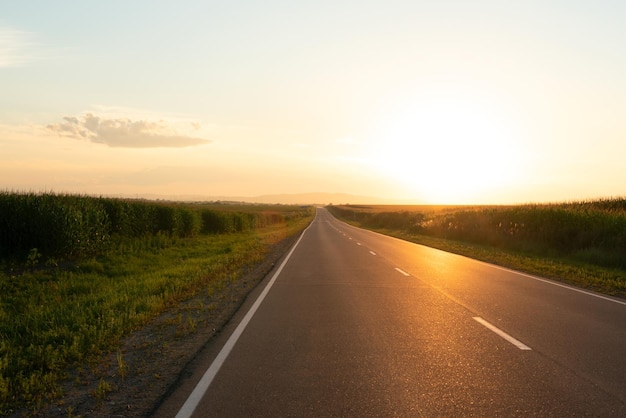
[158,208,626,417]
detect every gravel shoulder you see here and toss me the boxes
[33,234,298,417]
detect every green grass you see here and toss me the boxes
[327,200,626,298]
[0,195,313,413]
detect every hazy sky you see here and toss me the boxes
[2,1,625,203]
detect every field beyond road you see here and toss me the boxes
[327,200,626,298]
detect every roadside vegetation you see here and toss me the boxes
[0,192,313,413]
[327,199,626,297]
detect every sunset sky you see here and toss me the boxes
[2,1,625,204]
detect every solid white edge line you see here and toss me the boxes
[483,263,626,306]
[473,317,532,351]
[175,219,315,418]
[394,267,410,276]
[330,216,626,307]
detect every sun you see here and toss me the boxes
[367,95,524,203]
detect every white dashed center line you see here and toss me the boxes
[473,317,532,350]
[394,267,410,276]
[369,251,377,256]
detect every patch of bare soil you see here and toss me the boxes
[29,235,297,417]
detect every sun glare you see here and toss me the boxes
[368,95,524,203]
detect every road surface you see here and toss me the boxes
[157,208,626,417]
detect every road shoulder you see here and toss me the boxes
[36,234,299,418]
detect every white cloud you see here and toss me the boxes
[0,26,38,67]
[47,113,211,148]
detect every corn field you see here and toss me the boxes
[0,192,303,264]
[328,199,626,269]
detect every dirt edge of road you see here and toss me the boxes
[33,234,299,418]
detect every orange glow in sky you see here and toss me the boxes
[1,1,625,204]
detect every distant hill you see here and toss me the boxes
[112,192,414,205]
[244,192,409,205]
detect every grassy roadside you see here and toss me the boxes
[0,209,313,414]
[328,205,626,299]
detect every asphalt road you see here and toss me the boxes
[157,208,626,417]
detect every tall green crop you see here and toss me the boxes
[0,192,109,260]
[328,199,626,270]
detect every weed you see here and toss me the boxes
[94,378,111,400]
[26,248,42,267]
[187,317,197,333]
[116,351,126,382]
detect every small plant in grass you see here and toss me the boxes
[117,351,126,382]
[187,317,197,333]
[26,248,42,267]
[94,378,111,400]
